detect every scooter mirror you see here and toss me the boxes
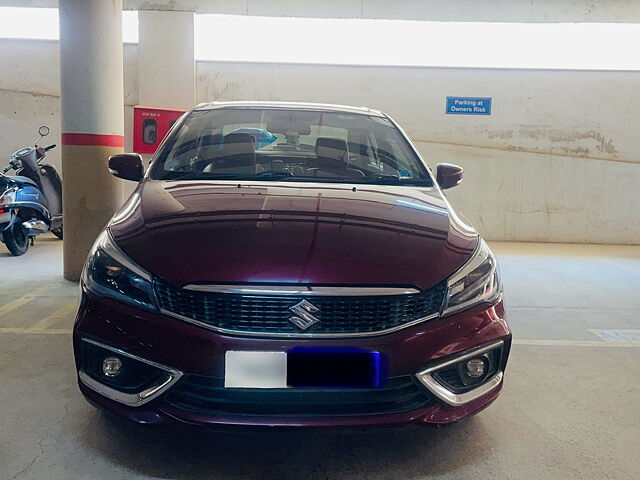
[38,125,50,137]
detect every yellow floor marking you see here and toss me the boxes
[0,327,71,335]
[514,339,640,348]
[0,285,56,319]
[29,302,77,330]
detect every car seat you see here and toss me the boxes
[203,133,257,175]
[314,137,365,178]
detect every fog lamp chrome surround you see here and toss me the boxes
[78,338,183,407]
[415,340,504,406]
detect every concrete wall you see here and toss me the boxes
[3,0,640,22]
[1,37,639,244]
[138,10,194,109]
[0,39,138,184]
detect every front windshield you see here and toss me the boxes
[150,108,432,186]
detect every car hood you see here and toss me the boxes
[109,180,478,289]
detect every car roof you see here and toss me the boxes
[194,101,386,118]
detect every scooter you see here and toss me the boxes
[0,125,63,256]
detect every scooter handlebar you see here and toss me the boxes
[3,157,20,173]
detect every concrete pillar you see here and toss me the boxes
[138,10,195,110]
[59,0,125,281]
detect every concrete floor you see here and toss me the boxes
[1,235,639,480]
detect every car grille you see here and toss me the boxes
[154,281,447,336]
[163,375,430,417]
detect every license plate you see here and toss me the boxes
[224,347,386,389]
[224,351,287,388]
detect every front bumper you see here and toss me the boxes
[73,291,511,427]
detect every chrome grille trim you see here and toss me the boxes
[183,285,420,296]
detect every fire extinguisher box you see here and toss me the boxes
[133,106,186,154]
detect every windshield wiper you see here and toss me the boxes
[162,172,206,181]
[357,174,431,186]
[159,171,431,186]
[160,171,340,183]
[250,171,294,180]
[255,174,353,183]
[161,171,293,181]
[246,171,353,183]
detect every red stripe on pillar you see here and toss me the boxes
[62,133,124,147]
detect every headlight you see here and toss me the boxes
[82,229,157,311]
[442,238,502,316]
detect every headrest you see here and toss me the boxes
[223,133,256,156]
[316,137,348,163]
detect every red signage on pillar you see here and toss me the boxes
[133,106,186,154]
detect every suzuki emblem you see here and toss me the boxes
[288,300,321,330]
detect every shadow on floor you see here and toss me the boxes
[0,234,61,257]
[79,411,490,479]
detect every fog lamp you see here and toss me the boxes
[102,356,123,377]
[464,357,486,378]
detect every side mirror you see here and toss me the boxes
[108,153,144,182]
[436,163,463,190]
[35,125,51,146]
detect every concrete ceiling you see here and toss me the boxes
[1,0,639,22]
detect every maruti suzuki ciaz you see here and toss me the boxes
[73,101,511,427]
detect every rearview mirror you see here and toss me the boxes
[108,153,144,182]
[436,163,463,190]
[38,125,50,137]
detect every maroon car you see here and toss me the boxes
[73,101,510,427]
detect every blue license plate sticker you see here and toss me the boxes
[286,346,387,388]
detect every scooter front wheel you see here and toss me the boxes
[3,222,29,256]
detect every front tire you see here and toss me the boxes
[3,222,29,256]
[52,225,63,240]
